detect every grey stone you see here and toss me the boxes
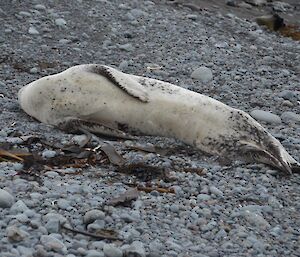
[124,241,146,257]
[85,249,105,257]
[281,112,300,123]
[191,66,213,82]
[42,150,56,158]
[118,43,134,52]
[209,186,224,197]
[103,244,123,257]
[57,198,71,210]
[45,219,60,234]
[0,188,14,208]
[28,26,39,35]
[242,210,270,229]
[83,209,106,225]
[10,200,29,213]
[29,67,39,74]
[250,110,282,124]
[40,235,67,253]
[55,18,67,26]
[43,213,67,224]
[278,90,298,101]
[6,225,29,242]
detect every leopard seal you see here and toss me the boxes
[18,64,300,173]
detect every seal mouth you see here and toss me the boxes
[239,140,299,174]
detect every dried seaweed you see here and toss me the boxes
[60,222,122,241]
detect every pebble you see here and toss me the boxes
[242,210,270,229]
[103,244,123,257]
[124,241,146,257]
[83,209,106,225]
[72,134,88,145]
[6,225,29,242]
[40,235,67,253]
[0,188,14,208]
[250,110,282,124]
[29,67,39,74]
[278,90,298,102]
[45,219,60,234]
[118,43,134,52]
[281,112,300,123]
[214,42,229,48]
[209,186,224,197]
[34,4,46,10]
[28,26,39,35]
[190,66,213,83]
[42,150,57,158]
[10,200,28,213]
[86,250,105,257]
[55,18,67,27]
[57,198,71,210]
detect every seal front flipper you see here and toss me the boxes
[85,65,149,103]
[57,118,136,140]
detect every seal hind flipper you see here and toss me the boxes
[57,118,136,140]
[86,65,149,103]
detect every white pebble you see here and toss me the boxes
[55,18,67,27]
[191,66,213,83]
[42,150,56,158]
[28,26,39,35]
[0,188,14,208]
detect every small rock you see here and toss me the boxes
[197,194,211,202]
[40,235,67,253]
[43,212,67,224]
[29,67,39,74]
[57,198,71,210]
[6,225,29,242]
[245,0,267,6]
[72,134,88,145]
[271,1,293,12]
[84,209,106,225]
[130,8,146,19]
[209,186,224,197]
[34,4,46,10]
[169,204,180,213]
[42,150,56,158]
[187,14,197,20]
[28,26,39,35]
[0,188,14,208]
[215,42,229,48]
[86,250,105,257]
[119,43,134,52]
[243,210,270,229]
[281,112,300,123]
[45,219,60,234]
[191,66,213,83]
[55,18,67,26]
[278,90,298,101]
[10,200,28,213]
[19,11,32,17]
[119,60,129,70]
[103,244,123,257]
[250,110,281,124]
[124,241,146,257]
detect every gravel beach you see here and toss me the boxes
[0,0,300,256]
